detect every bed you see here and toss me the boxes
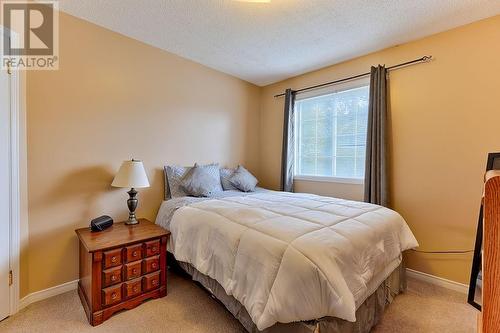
[155,189,418,333]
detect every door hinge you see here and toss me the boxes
[9,270,12,286]
[6,36,12,74]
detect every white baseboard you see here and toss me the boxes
[15,269,467,312]
[406,268,468,294]
[18,279,78,311]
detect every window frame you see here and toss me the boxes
[293,77,370,184]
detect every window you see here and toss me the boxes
[294,80,369,183]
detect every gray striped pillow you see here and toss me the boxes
[220,168,239,191]
[229,165,258,192]
[164,165,191,198]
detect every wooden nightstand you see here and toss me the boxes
[75,218,170,326]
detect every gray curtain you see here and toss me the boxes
[364,65,388,206]
[280,88,296,192]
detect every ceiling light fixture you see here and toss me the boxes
[233,0,271,3]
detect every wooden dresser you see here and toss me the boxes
[75,219,170,326]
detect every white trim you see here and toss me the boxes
[406,268,468,294]
[2,26,22,316]
[17,270,467,310]
[295,76,371,101]
[9,54,20,316]
[294,175,364,185]
[19,280,78,310]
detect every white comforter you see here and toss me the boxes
[167,191,418,330]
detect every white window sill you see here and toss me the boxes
[294,175,364,185]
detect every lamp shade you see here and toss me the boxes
[111,160,150,188]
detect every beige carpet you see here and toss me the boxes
[0,270,476,333]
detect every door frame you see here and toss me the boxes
[2,26,23,316]
[9,54,21,316]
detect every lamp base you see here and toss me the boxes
[125,216,139,225]
[125,188,139,225]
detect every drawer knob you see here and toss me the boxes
[111,292,117,300]
[111,256,117,263]
[133,251,138,257]
[133,286,138,292]
[132,268,138,274]
[151,263,157,269]
[152,247,157,252]
[111,275,117,281]
[152,279,158,286]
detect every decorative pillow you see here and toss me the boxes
[220,168,239,191]
[180,163,223,197]
[228,165,258,192]
[164,165,192,198]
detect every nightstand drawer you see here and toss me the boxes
[125,244,143,263]
[102,266,122,287]
[142,255,160,274]
[102,284,122,307]
[124,278,142,298]
[145,240,160,257]
[143,271,161,291]
[103,248,122,269]
[124,260,142,280]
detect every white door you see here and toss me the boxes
[0,43,12,320]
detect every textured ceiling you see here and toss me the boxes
[58,0,500,86]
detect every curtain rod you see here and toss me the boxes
[273,55,433,98]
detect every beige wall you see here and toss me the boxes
[24,12,260,296]
[259,15,500,284]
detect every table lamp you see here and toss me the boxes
[111,159,150,225]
